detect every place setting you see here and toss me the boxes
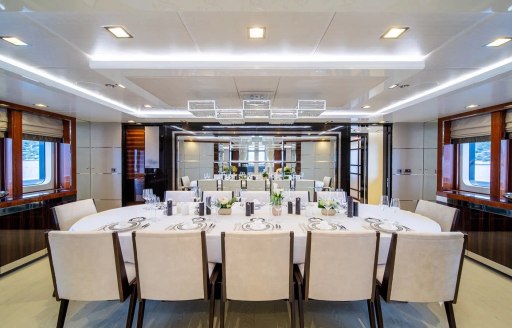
[240,218,277,231]
[301,217,346,231]
[97,217,150,232]
[166,217,216,232]
[364,217,411,233]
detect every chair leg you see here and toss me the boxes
[56,299,69,328]
[289,300,296,328]
[296,285,304,328]
[136,299,146,328]
[220,299,225,328]
[367,300,376,328]
[374,287,383,328]
[208,285,216,328]
[126,285,137,328]
[444,301,456,328]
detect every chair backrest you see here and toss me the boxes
[198,179,218,191]
[287,191,309,205]
[181,176,191,188]
[246,179,266,191]
[305,231,379,301]
[295,180,315,201]
[203,190,233,202]
[241,190,270,203]
[222,231,293,301]
[272,180,291,191]
[415,200,459,232]
[51,199,97,231]
[45,231,130,302]
[315,191,337,202]
[322,176,331,188]
[222,180,242,191]
[165,190,196,202]
[133,231,208,301]
[381,232,467,303]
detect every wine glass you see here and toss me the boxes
[211,198,220,215]
[142,188,153,209]
[379,195,389,220]
[390,198,401,224]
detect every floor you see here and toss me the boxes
[0,257,510,327]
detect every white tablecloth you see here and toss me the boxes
[70,203,440,265]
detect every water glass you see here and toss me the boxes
[390,198,401,215]
[379,195,389,219]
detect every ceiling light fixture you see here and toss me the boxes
[362,105,371,109]
[0,103,8,107]
[1,36,27,46]
[103,26,132,38]
[117,84,126,88]
[465,104,479,109]
[34,103,47,108]
[143,104,152,108]
[381,27,409,39]
[486,37,511,47]
[388,84,399,89]
[127,120,135,123]
[248,27,266,39]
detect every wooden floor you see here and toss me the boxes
[1,257,510,327]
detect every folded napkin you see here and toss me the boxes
[318,221,332,230]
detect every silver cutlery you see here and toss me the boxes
[206,223,216,232]
[140,223,150,229]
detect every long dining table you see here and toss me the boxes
[70,202,441,265]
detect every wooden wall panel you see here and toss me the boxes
[490,111,505,198]
[7,110,22,197]
[442,144,456,191]
[500,139,511,197]
[125,127,145,179]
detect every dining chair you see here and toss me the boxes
[164,190,196,202]
[295,231,380,328]
[51,199,97,231]
[222,179,242,191]
[414,200,460,232]
[240,190,270,203]
[322,176,332,191]
[198,179,218,191]
[375,232,467,328]
[45,231,137,328]
[273,179,291,191]
[180,176,192,191]
[314,191,337,202]
[294,180,315,201]
[287,191,309,206]
[221,231,296,328]
[203,190,233,202]
[246,179,266,191]
[132,231,220,328]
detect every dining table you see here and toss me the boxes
[70,202,441,265]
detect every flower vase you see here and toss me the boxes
[272,205,282,216]
[321,208,336,216]
[218,208,232,215]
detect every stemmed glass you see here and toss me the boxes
[142,188,153,210]
[379,195,389,220]
[210,198,220,216]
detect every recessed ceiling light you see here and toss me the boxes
[465,104,479,109]
[103,26,132,38]
[388,84,399,89]
[362,105,371,109]
[486,37,511,47]
[1,36,28,46]
[143,104,152,108]
[34,103,47,108]
[381,27,409,39]
[136,122,142,125]
[127,120,135,123]
[0,103,8,107]
[117,84,126,88]
[248,27,266,39]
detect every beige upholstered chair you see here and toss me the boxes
[222,179,242,191]
[180,176,191,190]
[240,190,270,203]
[221,231,295,328]
[203,190,233,202]
[314,191,337,202]
[296,231,380,328]
[246,179,266,191]
[322,176,332,191]
[415,200,460,232]
[375,232,467,328]
[132,231,220,328]
[198,179,218,191]
[51,199,97,231]
[287,191,309,206]
[164,190,196,202]
[295,180,315,201]
[45,231,136,328]
[273,179,291,191]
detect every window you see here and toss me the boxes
[22,140,54,191]
[460,141,490,193]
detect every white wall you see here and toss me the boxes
[367,128,384,205]
[76,122,122,212]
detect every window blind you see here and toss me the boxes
[0,108,7,138]
[450,114,491,142]
[506,110,512,133]
[22,112,63,142]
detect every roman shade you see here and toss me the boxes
[22,112,63,142]
[506,110,512,133]
[0,109,7,138]
[450,114,491,142]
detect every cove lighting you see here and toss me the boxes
[104,26,132,38]
[203,125,311,129]
[248,27,266,39]
[486,37,511,47]
[1,36,27,46]
[381,27,409,39]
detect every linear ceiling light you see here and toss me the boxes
[381,27,409,39]
[248,27,266,39]
[34,103,47,108]
[465,104,479,109]
[104,26,132,38]
[1,36,27,46]
[486,37,511,47]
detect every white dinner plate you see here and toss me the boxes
[369,222,405,233]
[106,221,140,232]
[242,222,274,231]
[174,221,208,231]
[308,222,346,231]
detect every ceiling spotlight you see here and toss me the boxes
[362,105,371,109]
[143,104,152,108]
[104,26,132,38]
[127,120,135,123]
[117,84,126,88]
[248,27,266,39]
[381,27,409,39]
[465,104,479,109]
[1,36,28,46]
[388,84,399,89]
[0,103,8,107]
[486,37,511,47]
[34,103,47,108]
